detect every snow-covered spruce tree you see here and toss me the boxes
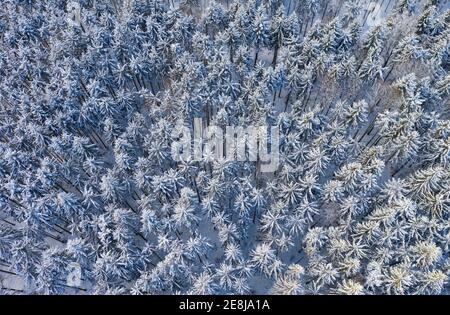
[0,0,449,295]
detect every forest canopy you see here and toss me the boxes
[0,0,449,295]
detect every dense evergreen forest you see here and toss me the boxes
[0,0,449,294]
